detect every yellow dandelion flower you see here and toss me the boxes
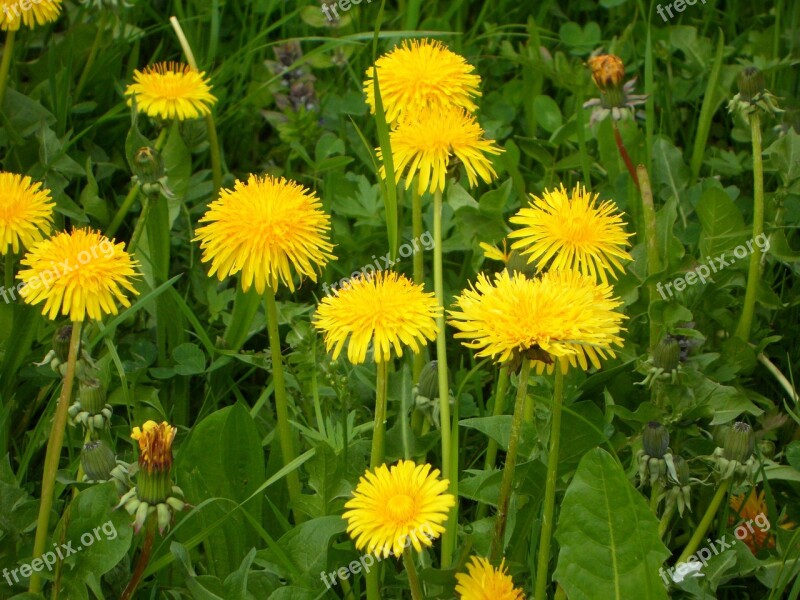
[455,556,525,600]
[0,172,55,255]
[314,271,440,364]
[383,105,503,195]
[343,460,455,558]
[448,269,625,370]
[508,184,632,284]
[0,0,61,31]
[18,228,139,322]
[364,38,482,124]
[131,420,177,473]
[125,62,217,121]
[194,175,335,294]
[479,240,510,263]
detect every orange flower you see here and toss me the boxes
[729,488,794,553]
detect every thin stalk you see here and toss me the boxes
[476,366,509,521]
[119,515,156,600]
[735,113,765,341]
[658,503,675,539]
[29,322,83,594]
[433,187,454,566]
[757,352,799,403]
[170,17,223,194]
[106,129,168,238]
[638,165,661,350]
[0,30,16,112]
[4,252,13,292]
[403,548,424,600]
[650,481,662,515]
[677,478,731,563]
[264,285,303,523]
[126,196,151,254]
[613,121,640,190]
[489,359,532,563]
[75,13,108,99]
[534,361,565,600]
[411,183,425,382]
[369,360,389,469]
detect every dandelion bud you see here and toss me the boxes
[723,421,755,463]
[642,422,670,459]
[132,146,165,186]
[653,337,680,372]
[81,440,117,481]
[417,361,440,401]
[737,67,766,103]
[672,455,690,487]
[588,54,625,92]
[53,325,73,363]
[79,378,106,415]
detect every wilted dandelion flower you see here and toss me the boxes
[448,269,625,370]
[383,105,503,194]
[314,271,439,364]
[0,173,54,255]
[509,184,632,284]
[342,460,455,557]
[18,229,139,322]
[0,0,61,31]
[195,175,335,293]
[455,556,525,600]
[125,62,217,121]
[364,38,481,124]
[587,54,625,91]
[583,53,647,125]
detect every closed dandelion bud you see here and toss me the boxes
[131,421,177,504]
[132,146,165,185]
[643,422,669,459]
[53,326,73,363]
[587,54,625,107]
[417,361,440,400]
[80,378,106,415]
[653,337,680,372]
[723,422,755,463]
[672,455,690,487]
[737,67,766,103]
[81,440,117,481]
[506,249,538,278]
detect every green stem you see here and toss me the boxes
[637,165,661,351]
[29,321,83,594]
[205,113,223,195]
[0,30,16,113]
[676,478,731,563]
[4,252,13,292]
[366,565,381,600]
[369,361,388,469]
[534,361,565,600]
[658,503,675,539]
[411,183,425,383]
[489,359,532,563]
[264,285,303,523]
[74,13,108,99]
[650,480,662,515]
[126,196,151,255]
[477,366,509,521]
[119,515,156,600]
[403,548,424,600]
[735,113,765,341]
[106,129,168,239]
[433,187,453,566]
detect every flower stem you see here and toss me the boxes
[613,121,640,190]
[126,196,151,255]
[658,503,675,539]
[433,187,453,566]
[676,478,731,563]
[75,13,108,100]
[735,113,765,342]
[4,252,13,292]
[490,359,532,563]
[29,321,83,594]
[637,165,661,351]
[369,360,388,469]
[264,285,303,523]
[119,514,156,600]
[476,366,510,521]
[0,30,16,113]
[411,184,425,383]
[650,481,662,515]
[534,361,565,600]
[403,548,424,600]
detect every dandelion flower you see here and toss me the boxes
[194,175,335,293]
[587,54,625,91]
[18,229,139,322]
[583,53,647,125]
[125,62,217,121]
[384,105,503,194]
[448,269,625,370]
[509,184,632,284]
[729,488,795,553]
[131,420,177,474]
[314,271,439,364]
[0,0,61,31]
[343,460,455,557]
[0,172,54,255]
[455,556,525,600]
[364,38,481,124]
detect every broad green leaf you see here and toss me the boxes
[554,448,670,600]
[267,516,347,589]
[532,95,563,133]
[696,186,746,258]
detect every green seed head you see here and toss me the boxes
[737,67,766,103]
[642,421,670,458]
[81,440,117,481]
[723,421,755,463]
[653,337,680,372]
